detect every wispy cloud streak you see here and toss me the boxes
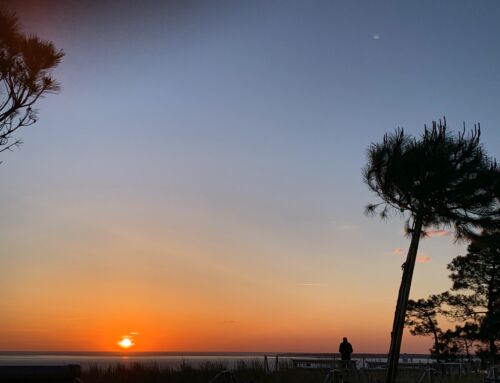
[416,255,432,263]
[426,229,452,237]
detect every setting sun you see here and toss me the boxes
[118,337,134,349]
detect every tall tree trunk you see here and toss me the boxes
[487,270,497,365]
[486,283,496,364]
[427,314,440,363]
[465,339,471,363]
[489,337,496,365]
[385,214,423,383]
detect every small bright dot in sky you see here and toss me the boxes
[373,34,380,40]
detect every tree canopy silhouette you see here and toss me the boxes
[0,9,63,157]
[363,119,500,383]
[446,231,500,362]
[405,295,445,361]
[406,231,499,364]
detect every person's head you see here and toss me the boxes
[343,337,348,342]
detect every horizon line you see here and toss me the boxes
[0,351,429,358]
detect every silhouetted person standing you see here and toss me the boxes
[339,337,353,361]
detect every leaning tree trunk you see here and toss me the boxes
[385,214,423,383]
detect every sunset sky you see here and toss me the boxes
[1,0,500,353]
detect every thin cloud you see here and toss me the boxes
[392,248,403,255]
[299,282,328,287]
[427,229,452,237]
[416,255,432,263]
[372,34,380,40]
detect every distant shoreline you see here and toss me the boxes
[0,351,429,358]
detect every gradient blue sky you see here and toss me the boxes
[1,0,499,352]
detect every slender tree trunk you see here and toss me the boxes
[487,270,497,365]
[489,338,496,364]
[385,214,423,383]
[465,340,471,363]
[487,314,496,364]
[427,314,440,363]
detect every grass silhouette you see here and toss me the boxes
[82,360,328,383]
[81,360,485,383]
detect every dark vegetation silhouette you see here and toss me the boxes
[81,360,485,383]
[405,294,479,362]
[446,231,500,363]
[0,9,63,160]
[363,119,500,383]
[407,231,500,365]
[83,361,329,383]
[405,295,445,361]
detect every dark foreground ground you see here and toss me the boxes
[82,361,485,383]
